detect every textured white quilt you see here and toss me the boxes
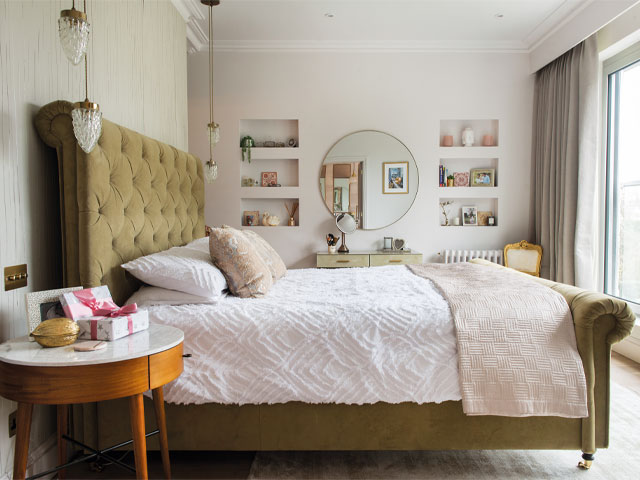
[139,266,462,405]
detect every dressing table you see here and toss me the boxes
[317,250,423,268]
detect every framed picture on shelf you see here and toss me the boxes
[261,172,278,187]
[243,210,260,226]
[453,172,469,187]
[462,206,478,226]
[25,287,82,335]
[470,168,495,187]
[382,161,409,194]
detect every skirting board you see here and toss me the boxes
[613,333,640,364]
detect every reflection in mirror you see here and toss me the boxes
[320,131,418,230]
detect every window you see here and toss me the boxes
[604,46,640,306]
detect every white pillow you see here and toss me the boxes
[127,286,220,307]
[183,236,209,252]
[122,244,227,299]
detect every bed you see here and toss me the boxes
[35,100,635,468]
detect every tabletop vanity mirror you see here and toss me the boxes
[335,212,357,253]
[319,130,419,230]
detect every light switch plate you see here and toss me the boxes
[4,264,28,291]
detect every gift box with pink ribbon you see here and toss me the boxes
[60,286,149,341]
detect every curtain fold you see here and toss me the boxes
[531,36,599,285]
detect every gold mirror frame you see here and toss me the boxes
[504,240,543,277]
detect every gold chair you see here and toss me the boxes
[504,240,543,277]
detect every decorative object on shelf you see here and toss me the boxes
[453,172,469,187]
[262,212,270,226]
[201,0,222,182]
[275,142,285,148]
[383,237,393,250]
[462,205,478,226]
[241,176,253,187]
[482,134,495,146]
[470,168,495,187]
[25,286,82,336]
[243,210,259,226]
[58,0,90,65]
[392,238,406,251]
[267,183,282,187]
[488,215,496,226]
[285,201,298,226]
[453,217,460,226]
[478,211,493,226]
[30,317,80,348]
[383,161,409,194]
[447,175,454,187]
[326,233,339,254]
[336,213,357,253]
[267,215,280,226]
[288,138,297,147]
[240,136,254,163]
[442,135,454,147]
[261,171,278,187]
[461,127,475,147]
[264,141,275,148]
[439,200,453,226]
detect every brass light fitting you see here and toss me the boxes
[60,8,87,23]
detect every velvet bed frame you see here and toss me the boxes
[35,101,635,467]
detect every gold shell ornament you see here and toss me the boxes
[30,318,79,348]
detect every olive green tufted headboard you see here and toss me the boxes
[35,101,205,304]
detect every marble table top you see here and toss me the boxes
[0,324,184,367]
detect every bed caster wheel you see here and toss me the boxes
[578,453,594,469]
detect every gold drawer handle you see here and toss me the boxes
[336,260,350,263]
[388,259,403,263]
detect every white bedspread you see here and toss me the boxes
[138,266,462,405]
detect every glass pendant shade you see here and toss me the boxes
[208,122,220,147]
[58,9,90,65]
[72,100,102,153]
[205,159,218,183]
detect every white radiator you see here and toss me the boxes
[441,249,503,265]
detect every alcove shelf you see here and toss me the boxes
[240,197,300,227]
[438,197,498,227]
[437,187,499,198]
[240,187,300,198]
[439,119,499,147]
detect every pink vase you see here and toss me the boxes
[442,135,454,147]
[482,135,494,146]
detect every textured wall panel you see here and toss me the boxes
[0,0,188,476]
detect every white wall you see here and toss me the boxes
[189,50,534,268]
[0,0,188,476]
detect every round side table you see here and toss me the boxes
[0,324,184,480]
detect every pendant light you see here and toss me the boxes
[202,0,221,183]
[58,0,90,65]
[71,2,101,154]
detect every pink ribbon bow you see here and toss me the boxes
[74,290,137,317]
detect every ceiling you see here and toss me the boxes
[171,0,629,53]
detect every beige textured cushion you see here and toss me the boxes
[241,230,287,281]
[209,227,272,298]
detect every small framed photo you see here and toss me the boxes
[470,168,495,187]
[243,210,260,226]
[453,172,469,187]
[383,237,393,250]
[383,162,409,194]
[261,172,278,187]
[462,206,478,226]
[25,287,82,335]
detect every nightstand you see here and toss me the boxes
[317,250,423,268]
[0,324,184,480]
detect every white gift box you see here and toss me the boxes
[77,310,149,341]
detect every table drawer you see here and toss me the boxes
[317,254,370,268]
[370,254,423,267]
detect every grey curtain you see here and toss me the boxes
[531,36,598,285]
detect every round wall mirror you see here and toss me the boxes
[319,131,419,230]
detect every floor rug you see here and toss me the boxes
[248,383,639,479]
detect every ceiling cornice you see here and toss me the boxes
[171,0,207,53]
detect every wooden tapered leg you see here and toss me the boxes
[152,387,171,479]
[129,394,148,480]
[57,404,69,479]
[13,402,33,480]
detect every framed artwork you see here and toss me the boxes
[261,172,278,187]
[462,206,478,226]
[453,172,469,187]
[25,286,82,335]
[243,210,259,226]
[470,168,495,187]
[382,162,409,194]
[477,211,493,226]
